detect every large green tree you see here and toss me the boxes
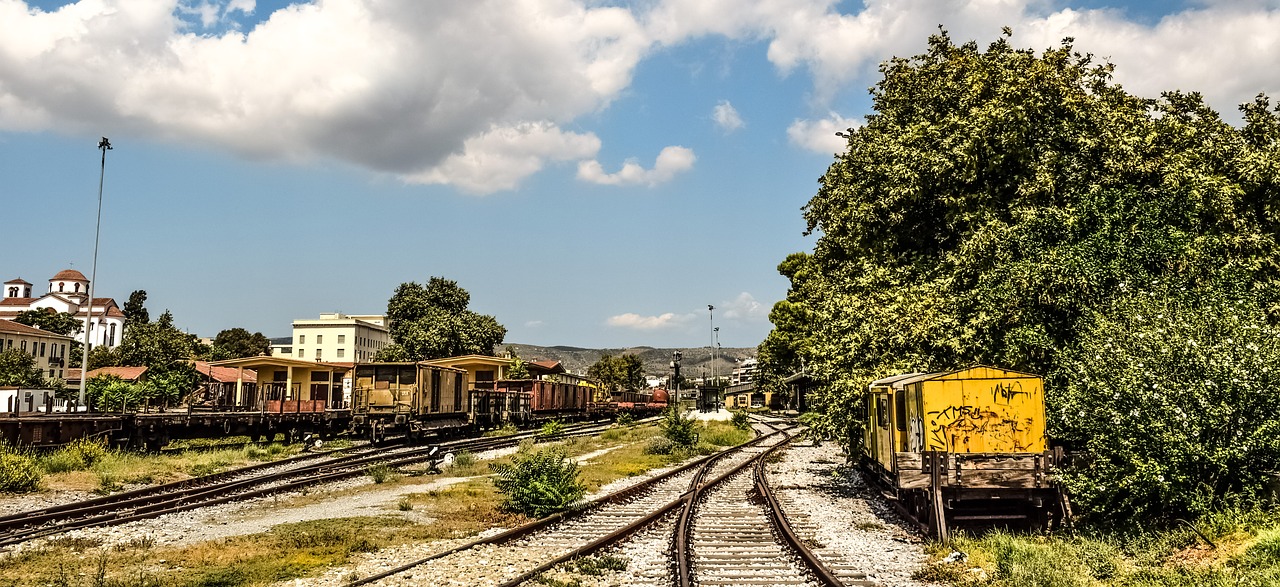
[210,327,271,360]
[0,348,42,387]
[13,308,82,336]
[761,30,1280,524]
[116,310,200,406]
[587,353,645,391]
[383,278,507,361]
[123,290,149,327]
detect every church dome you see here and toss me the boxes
[52,269,88,282]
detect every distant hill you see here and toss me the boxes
[501,343,755,380]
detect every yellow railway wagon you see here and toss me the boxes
[863,365,1068,539]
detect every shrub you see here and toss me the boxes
[397,498,413,511]
[1054,285,1280,525]
[659,406,697,447]
[0,444,42,493]
[490,444,585,517]
[643,437,675,455]
[367,462,395,484]
[451,450,476,469]
[616,413,635,427]
[730,410,752,430]
[541,420,565,439]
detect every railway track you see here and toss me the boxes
[0,419,620,549]
[339,421,830,587]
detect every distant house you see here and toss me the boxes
[1,269,126,350]
[65,366,149,387]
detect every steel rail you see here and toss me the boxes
[754,433,852,587]
[349,427,794,587]
[0,419,623,547]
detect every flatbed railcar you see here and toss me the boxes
[862,365,1070,540]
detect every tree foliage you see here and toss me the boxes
[760,30,1280,525]
[123,290,149,326]
[0,348,42,387]
[115,310,200,407]
[13,308,82,336]
[211,328,271,360]
[587,353,645,391]
[384,278,507,361]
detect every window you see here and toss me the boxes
[299,335,305,344]
[296,347,304,357]
[58,283,65,292]
[74,282,81,292]
[21,340,27,352]
[315,349,322,359]
[894,391,907,432]
[39,342,46,357]
[317,335,323,344]
[108,323,116,346]
[336,349,344,358]
[476,370,495,382]
[337,335,345,343]
[6,287,15,297]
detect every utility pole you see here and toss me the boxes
[78,137,111,407]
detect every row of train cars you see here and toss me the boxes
[5,359,1069,539]
[0,361,670,450]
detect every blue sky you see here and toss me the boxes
[2,0,1278,349]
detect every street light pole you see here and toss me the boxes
[78,137,112,407]
[707,304,715,390]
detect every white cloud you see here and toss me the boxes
[408,121,601,194]
[577,145,696,186]
[524,320,545,328]
[647,0,1280,117]
[719,292,768,321]
[0,0,651,193]
[607,312,697,330]
[712,100,743,131]
[787,113,859,154]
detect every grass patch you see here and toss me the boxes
[35,442,303,493]
[366,462,396,484]
[483,423,519,437]
[915,509,1280,587]
[0,442,43,493]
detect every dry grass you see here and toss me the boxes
[0,421,751,586]
[40,444,304,493]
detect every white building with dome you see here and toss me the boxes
[1,269,126,349]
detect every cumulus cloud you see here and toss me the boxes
[712,100,743,131]
[787,113,860,154]
[607,312,697,330]
[0,0,650,193]
[718,292,768,321]
[647,0,1280,116]
[577,145,696,186]
[4,0,1279,194]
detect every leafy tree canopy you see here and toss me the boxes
[0,348,42,387]
[123,290,149,326]
[114,310,201,406]
[760,29,1280,525]
[211,327,271,360]
[588,353,645,391]
[384,277,507,361]
[13,308,82,336]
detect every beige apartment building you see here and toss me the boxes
[273,313,390,363]
[0,319,75,382]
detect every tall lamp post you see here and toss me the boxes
[670,350,682,404]
[78,137,112,407]
[707,305,715,387]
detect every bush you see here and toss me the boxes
[1054,285,1280,525]
[730,410,751,430]
[659,406,698,447]
[541,420,565,439]
[0,444,42,493]
[484,423,519,437]
[451,450,476,469]
[616,413,635,427]
[40,437,110,474]
[643,437,675,455]
[490,444,585,517]
[367,462,395,484]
